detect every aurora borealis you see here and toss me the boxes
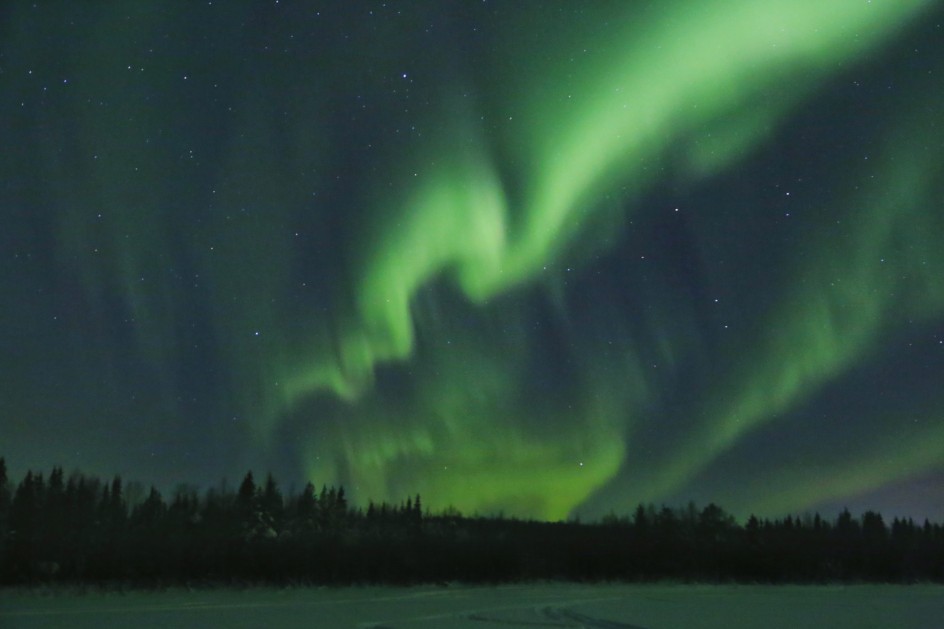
[2,1,943,522]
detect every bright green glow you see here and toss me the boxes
[298,303,632,519]
[284,0,935,518]
[359,142,508,367]
[326,412,625,521]
[319,411,626,521]
[501,0,934,292]
[303,0,933,401]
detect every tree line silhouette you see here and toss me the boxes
[1,458,942,585]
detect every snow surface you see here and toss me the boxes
[1,583,941,628]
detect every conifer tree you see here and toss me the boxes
[11,471,38,539]
[133,487,165,526]
[632,504,649,532]
[296,482,316,520]
[0,458,10,539]
[237,472,257,512]
[262,473,283,531]
[108,476,127,527]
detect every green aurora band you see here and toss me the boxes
[2,0,942,520]
[287,0,941,518]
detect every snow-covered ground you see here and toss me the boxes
[1,583,941,628]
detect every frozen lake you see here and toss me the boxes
[1,583,941,628]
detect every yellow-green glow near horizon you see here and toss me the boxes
[3,0,943,522]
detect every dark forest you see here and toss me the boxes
[1,459,942,586]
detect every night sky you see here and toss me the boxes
[2,1,943,522]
